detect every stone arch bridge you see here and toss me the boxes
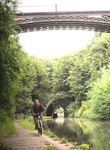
[45,95,74,117]
[16,11,110,32]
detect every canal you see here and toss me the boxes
[44,118,110,150]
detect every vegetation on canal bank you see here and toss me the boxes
[80,144,90,150]
[76,67,110,120]
[65,34,110,120]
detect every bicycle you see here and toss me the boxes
[34,113,43,135]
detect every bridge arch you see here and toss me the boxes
[45,96,74,117]
[16,11,110,33]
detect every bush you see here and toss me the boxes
[80,144,90,150]
[0,109,9,123]
[75,101,88,117]
[66,102,79,117]
[0,109,15,137]
[86,68,110,119]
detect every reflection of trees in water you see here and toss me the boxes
[46,118,89,144]
[45,118,110,150]
[65,119,90,144]
[89,122,110,150]
[74,119,110,150]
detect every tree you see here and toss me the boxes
[86,67,110,119]
[0,1,22,115]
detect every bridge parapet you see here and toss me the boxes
[16,11,110,32]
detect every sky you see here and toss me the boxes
[18,0,108,58]
[19,30,95,58]
[17,0,110,12]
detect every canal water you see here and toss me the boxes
[44,118,110,150]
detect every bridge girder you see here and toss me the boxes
[16,11,110,32]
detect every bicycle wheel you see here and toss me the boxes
[37,120,42,135]
[38,127,42,135]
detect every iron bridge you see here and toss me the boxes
[16,11,110,32]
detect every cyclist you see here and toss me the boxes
[32,99,45,131]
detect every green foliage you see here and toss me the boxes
[15,53,52,114]
[31,57,51,103]
[66,33,110,118]
[0,109,16,137]
[40,33,110,118]
[52,55,73,92]
[0,109,9,123]
[46,146,58,150]
[75,101,88,117]
[0,1,21,115]
[0,0,16,39]
[68,52,91,106]
[20,119,34,130]
[51,55,75,111]
[15,54,37,114]
[66,102,79,117]
[80,144,90,150]
[86,68,110,119]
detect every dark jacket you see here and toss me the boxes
[32,104,45,115]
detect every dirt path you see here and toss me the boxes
[0,122,80,150]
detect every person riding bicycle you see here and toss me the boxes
[32,99,45,130]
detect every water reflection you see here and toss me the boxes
[44,118,110,150]
[55,117,65,124]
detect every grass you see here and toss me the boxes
[4,121,16,136]
[19,115,52,131]
[19,115,52,130]
[43,129,57,139]
[20,119,34,130]
[44,129,67,143]
[0,120,15,150]
[0,110,16,150]
[45,141,58,150]
[60,137,67,143]
[80,144,90,150]
[46,145,58,150]
[45,141,51,146]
